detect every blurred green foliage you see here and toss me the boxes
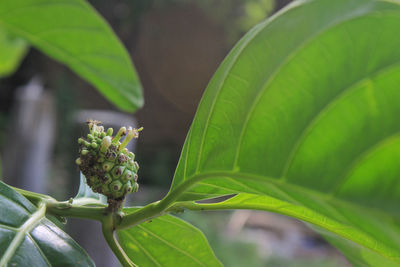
[0,28,28,78]
[180,211,344,267]
[180,211,264,267]
[0,0,143,112]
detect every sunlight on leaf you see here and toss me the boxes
[170,0,400,264]
[0,27,28,77]
[118,208,222,267]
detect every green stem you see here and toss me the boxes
[102,214,137,267]
[46,201,106,221]
[117,174,207,230]
[117,202,165,230]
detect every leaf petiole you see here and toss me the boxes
[46,201,106,221]
[12,186,55,206]
[102,213,137,267]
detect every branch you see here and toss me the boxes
[46,201,106,221]
[102,214,137,267]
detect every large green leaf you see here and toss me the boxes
[0,27,28,77]
[169,0,400,264]
[118,208,222,267]
[190,193,400,266]
[0,181,94,266]
[0,0,143,112]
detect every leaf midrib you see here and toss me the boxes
[178,170,399,219]
[192,1,381,178]
[177,171,400,261]
[0,203,46,266]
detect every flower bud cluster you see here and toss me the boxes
[76,120,142,199]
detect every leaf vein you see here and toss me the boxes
[27,233,52,267]
[232,8,389,171]
[123,231,162,267]
[137,225,207,267]
[281,60,400,178]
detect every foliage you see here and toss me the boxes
[2,0,400,266]
[0,0,143,112]
[0,28,28,77]
[0,182,94,266]
[118,208,221,266]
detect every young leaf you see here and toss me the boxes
[0,0,143,112]
[168,0,400,263]
[118,208,222,267]
[0,27,28,77]
[0,181,94,266]
[73,172,107,206]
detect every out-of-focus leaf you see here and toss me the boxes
[0,0,143,112]
[118,208,222,267]
[0,27,28,77]
[0,181,94,266]
[318,226,399,267]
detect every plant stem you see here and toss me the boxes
[102,214,137,267]
[46,201,106,221]
[117,202,165,230]
[46,198,136,266]
[117,175,208,229]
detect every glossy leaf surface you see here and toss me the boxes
[118,208,222,267]
[170,0,400,264]
[0,181,94,266]
[0,0,143,112]
[0,27,28,77]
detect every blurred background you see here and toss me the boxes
[0,0,350,266]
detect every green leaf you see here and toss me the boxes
[317,226,399,267]
[118,208,222,267]
[0,181,94,266]
[0,27,28,77]
[73,172,107,206]
[169,0,400,264]
[191,193,400,266]
[0,0,143,112]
